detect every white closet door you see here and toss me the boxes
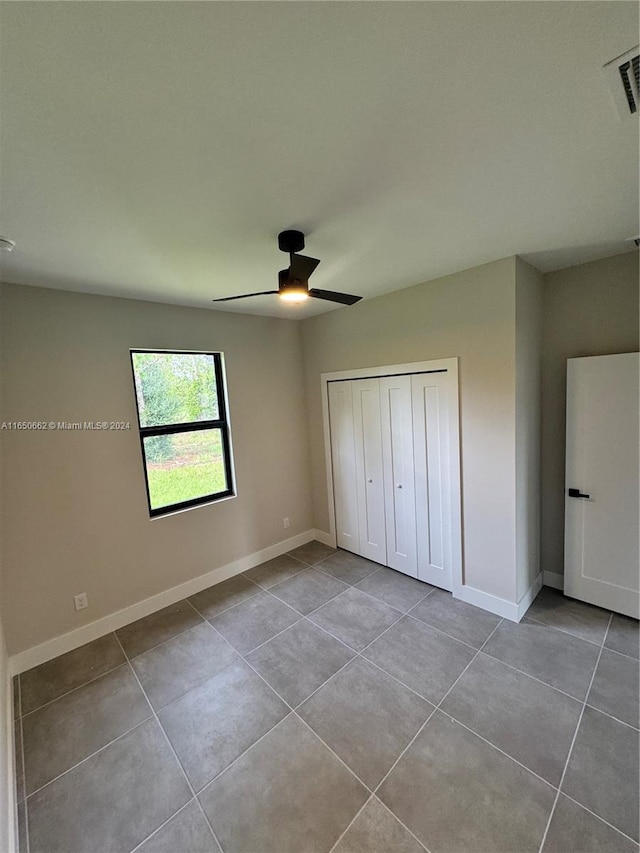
[380,375,417,577]
[352,378,387,564]
[412,372,452,590]
[328,382,359,552]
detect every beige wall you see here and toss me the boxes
[541,252,639,579]
[515,258,543,600]
[302,257,520,602]
[0,283,313,654]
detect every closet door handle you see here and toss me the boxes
[367,478,373,483]
[396,484,403,489]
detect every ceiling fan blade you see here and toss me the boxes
[288,254,320,281]
[212,291,279,302]
[309,288,362,306]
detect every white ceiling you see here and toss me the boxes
[0,2,638,319]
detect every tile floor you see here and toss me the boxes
[13,543,640,853]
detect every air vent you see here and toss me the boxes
[619,55,640,113]
[604,47,640,120]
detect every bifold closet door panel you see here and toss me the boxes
[328,381,359,552]
[411,373,453,591]
[352,378,387,564]
[379,375,417,577]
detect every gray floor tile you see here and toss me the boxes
[364,616,475,704]
[317,550,382,586]
[23,664,151,795]
[588,648,640,728]
[270,568,348,615]
[17,801,27,853]
[27,719,190,853]
[483,618,600,700]
[527,587,610,645]
[15,720,24,803]
[13,675,20,720]
[20,634,125,714]
[441,653,582,785]
[159,660,288,791]
[116,600,203,659]
[20,597,637,853]
[563,706,639,841]
[246,619,355,707]
[288,539,336,565]
[243,554,306,589]
[333,798,424,853]
[188,574,260,620]
[356,567,432,612]
[137,800,221,853]
[131,622,239,710]
[210,591,300,654]
[309,587,401,652]
[378,711,555,853]
[543,794,639,853]
[199,714,368,853]
[410,589,501,648]
[605,614,640,660]
[299,657,432,788]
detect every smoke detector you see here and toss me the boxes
[604,47,640,120]
[0,236,15,252]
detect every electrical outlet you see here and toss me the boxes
[74,593,88,612]
[283,517,290,529]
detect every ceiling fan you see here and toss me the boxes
[212,230,362,306]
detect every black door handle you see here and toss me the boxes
[568,488,590,499]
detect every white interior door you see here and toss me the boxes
[564,353,639,619]
[352,378,387,564]
[380,375,417,577]
[412,372,452,590]
[328,382,359,552]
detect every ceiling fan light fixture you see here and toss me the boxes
[279,286,309,303]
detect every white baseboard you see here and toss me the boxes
[543,571,564,591]
[455,572,543,623]
[10,529,318,675]
[312,529,334,547]
[3,670,17,853]
[516,572,543,621]
[456,585,520,621]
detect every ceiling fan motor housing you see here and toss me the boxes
[278,268,308,291]
[278,230,305,254]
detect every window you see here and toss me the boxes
[130,350,234,516]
